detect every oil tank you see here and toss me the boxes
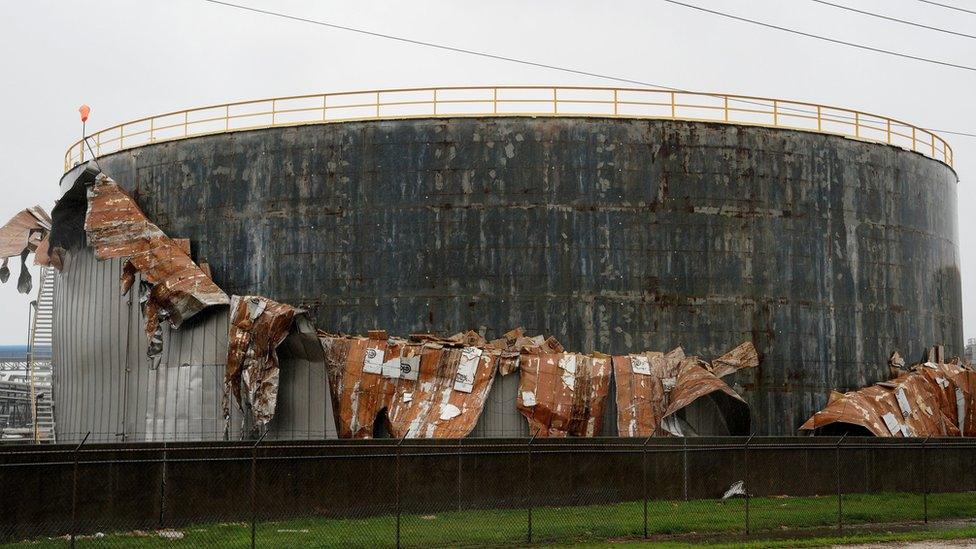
[53,90,962,437]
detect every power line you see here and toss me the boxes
[811,0,976,40]
[201,0,681,92]
[916,0,976,17]
[661,0,976,72]
[200,0,975,141]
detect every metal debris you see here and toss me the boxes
[225,295,309,430]
[321,331,503,438]
[516,346,613,437]
[613,342,758,437]
[800,348,976,436]
[84,174,228,329]
[0,206,52,293]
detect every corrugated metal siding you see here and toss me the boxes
[52,246,337,442]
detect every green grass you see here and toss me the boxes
[4,492,975,548]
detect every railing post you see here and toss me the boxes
[493,88,498,114]
[923,435,930,524]
[183,112,188,138]
[613,89,619,116]
[836,433,847,531]
[250,430,268,549]
[817,105,822,132]
[886,119,891,144]
[772,100,778,126]
[553,88,558,114]
[376,91,381,118]
[527,428,540,544]
[912,127,917,151]
[670,92,676,118]
[322,95,328,122]
[854,112,860,138]
[642,436,652,539]
[433,89,438,116]
[70,432,91,549]
[744,433,755,535]
[723,96,729,122]
[226,105,230,131]
[931,134,936,157]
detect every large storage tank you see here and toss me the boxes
[52,87,962,438]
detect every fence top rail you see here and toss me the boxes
[63,85,953,171]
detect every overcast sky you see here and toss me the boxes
[0,0,974,346]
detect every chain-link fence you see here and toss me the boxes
[1,437,974,547]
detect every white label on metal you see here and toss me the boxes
[662,377,677,392]
[923,362,939,369]
[559,354,578,374]
[522,391,537,407]
[439,403,461,420]
[402,392,413,403]
[881,412,902,437]
[399,355,421,381]
[363,347,384,375]
[895,387,912,418]
[381,355,402,379]
[453,347,482,393]
[630,355,651,375]
[559,354,578,390]
[956,387,966,433]
[937,377,949,389]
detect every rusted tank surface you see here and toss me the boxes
[88,117,961,434]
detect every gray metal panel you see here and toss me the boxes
[52,246,336,441]
[471,371,527,437]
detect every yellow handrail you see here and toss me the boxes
[64,86,953,170]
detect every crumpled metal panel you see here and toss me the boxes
[321,335,398,438]
[800,358,976,436]
[84,174,228,329]
[516,352,612,437]
[321,331,503,438]
[613,342,758,437]
[387,343,499,438]
[225,295,303,428]
[0,206,52,293]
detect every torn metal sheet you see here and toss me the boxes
[388,342,498,438]
[613,342,758,437]
[516,351,612,437]
[0,206,52,293]
[321,332,501,438]
[225,295,306,429]
[84,174,228,329]
[321,334,398,438]
[800,349,976,436]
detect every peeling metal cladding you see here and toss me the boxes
[92,116,962,434]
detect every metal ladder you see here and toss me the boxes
[28,267,55,443]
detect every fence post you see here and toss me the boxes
[836,433,847,531]
[642,435,652,539]
[682,437,688,501]
[457,437,462,512]
[923,435,930,524]
[527,428,541,545]
[744,433,755,535]
[70,432,91,549]
[158,442,168,528]
[250,430,268,549]
[396,433,407,549]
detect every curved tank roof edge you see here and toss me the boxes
[61,115,959,190]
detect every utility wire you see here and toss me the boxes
[916,0,976,17]
[201,0,680,92]
[661,0,976,72]
[201,0,976,140]
[811,0,976,40]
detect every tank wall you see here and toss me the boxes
[95,117,962,435]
